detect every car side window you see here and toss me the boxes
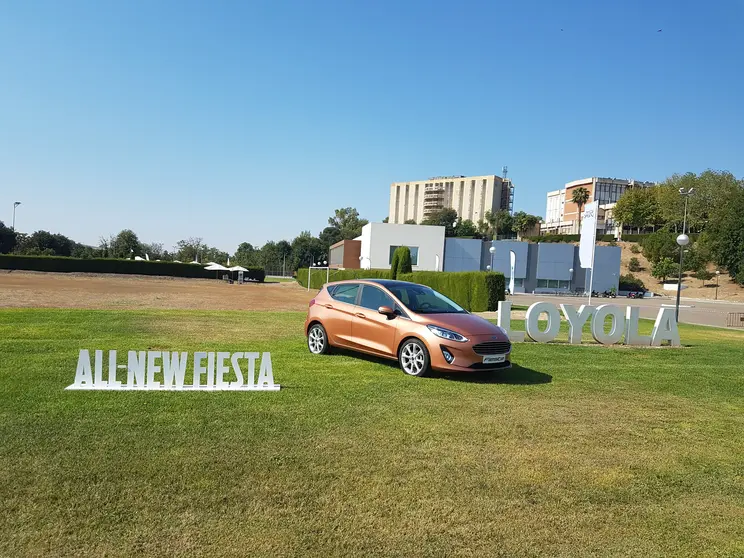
[330,283,360,305]
[359,285,394,311]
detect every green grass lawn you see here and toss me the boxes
[1,309,743,557]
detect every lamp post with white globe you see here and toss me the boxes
[675,187,695,322]
[489,245,496,272]
[715,270,721,300]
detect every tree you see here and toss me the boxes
[694,268,714,286]
[319,226,343,250]
[453,218,478,238]
[390,246,412,279]
[328,207,368,240]
[512,211,541,237]
[628,257,641,272]
[697,181,744,283]
[382,217,389,223]
[613,187,660,232]
[0,221,17,254]
[651,257,678,283]
[571,187,591,230]
[290,231,325,271]
[403,219,417,225]
[421,208,458,237]
[15,230,74,256]
[641,231,678,264]
[141,242,166,260]
[109,229,141,259]
[485,209,514,239]
[175,237,206,262]
[234,242,260,267]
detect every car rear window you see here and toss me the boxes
[329,283,359,305]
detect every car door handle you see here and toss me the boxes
[324,304,333,309]
[355,313,366,319]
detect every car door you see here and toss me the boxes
[323,283,360,347]
[351,285,400,357]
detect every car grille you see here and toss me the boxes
[472,341,512,356]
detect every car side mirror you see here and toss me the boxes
[378,305,395,318]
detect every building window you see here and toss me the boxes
[537,279,548,288]
[389,246,419,266]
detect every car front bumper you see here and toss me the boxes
[427,334,512,372]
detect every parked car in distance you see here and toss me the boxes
[305,279,512,377]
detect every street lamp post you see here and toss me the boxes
[569,268,574,293]
[489,245,496,272]
[675,187,695,323]
[715,270,721,300]
[12,201,21,231]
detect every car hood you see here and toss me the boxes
[419,313,506,337]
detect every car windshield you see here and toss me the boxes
[387,284,466,314]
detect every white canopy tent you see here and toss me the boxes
[204,263,230,279]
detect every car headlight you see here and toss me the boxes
[427,325,468,342]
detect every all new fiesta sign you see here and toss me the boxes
[497,301,681,346]
[68,351,279,391]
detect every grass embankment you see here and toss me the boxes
[1,309,742,557]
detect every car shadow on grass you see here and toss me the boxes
[329,349,552,385]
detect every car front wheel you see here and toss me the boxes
[399,339,430,377]
[307,324,330,355]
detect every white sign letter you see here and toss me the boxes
[230,352,245,388]
[525,302,561,343]
[625,306,651,346]
[206,352,216,388]
[216,352,231,389]
[257,352,274,388]
[497,301,525,342]
[146,351,162,388]
[193,352,207,387]
[94,349,105,387]
[591,305,625,345]
[108,350,122,388]
[74,349,93,387]
[127,351,146,387]
[163,352,188,388]
[244,352,259,387]
[560,304,593,345]
[651,308,681,347]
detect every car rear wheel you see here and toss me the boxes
[308,324,330,355]
[399,339,430,377]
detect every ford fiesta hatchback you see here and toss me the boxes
[305,279,512,377]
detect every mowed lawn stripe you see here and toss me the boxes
[0,309,742,557]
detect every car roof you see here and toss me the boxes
[327,278,425,289]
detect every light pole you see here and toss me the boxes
[675,187,695,323]
[489,245,495,272]
[12,201,21,231]
[715,270,720,300]
[569,268,574,293]
[486,265,491,271]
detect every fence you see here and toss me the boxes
[726,313,744,328]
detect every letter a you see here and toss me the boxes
[74,349,93,387]
[256,352,274,388]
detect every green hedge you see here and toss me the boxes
[297,268,505,312]
[0,254,265,281]
[523,233,617,243]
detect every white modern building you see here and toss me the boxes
[389,174,514,225]
[358,223,445,271]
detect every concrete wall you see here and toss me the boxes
[361,223,445,271]
[482,241,530,293]
[587,245,621,292]
[443,238,482,272]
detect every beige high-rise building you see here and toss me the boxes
[388,174,513,224]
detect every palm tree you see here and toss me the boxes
[571,187,590,232]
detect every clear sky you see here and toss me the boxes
[1,0,742,252]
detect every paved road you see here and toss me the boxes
[502,293,744,328]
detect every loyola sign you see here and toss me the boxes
[497,301,681,346]
[67,350,280,391]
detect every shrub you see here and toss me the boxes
[0,254,265,281]
[630,244,640,254]
[651,257,678,282]
[641,231,678,264]
[694,268,714,285]
[628,257,641,272]
[297,268,505,312]
[619,273,645,292]
[389,246,412,279]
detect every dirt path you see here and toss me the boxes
[0,271,315,311]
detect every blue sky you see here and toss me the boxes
[1,0,742,252]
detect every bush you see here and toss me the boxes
[619,273,645,292]
[694,268,714,285]
[651,257,678,282]
[628,257,641,272]
[630,244,640,254]
[297,268,505,312]
[0,254,265,281]
[641,231,678,264]
[389,246,412,279]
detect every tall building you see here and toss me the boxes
[543,177,656,235]
[388,174,514,225]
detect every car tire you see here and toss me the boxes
[398,338,430,377]
[307,323,330,355]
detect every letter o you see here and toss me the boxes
[525,302,561,343]
[592,305,625,345]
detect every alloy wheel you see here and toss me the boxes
[308,326,325,354]
[401,342,426,375]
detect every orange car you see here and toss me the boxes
[305,279,512,376]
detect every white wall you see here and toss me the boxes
[361,223,445,271]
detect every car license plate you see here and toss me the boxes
[483,355,505,364]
